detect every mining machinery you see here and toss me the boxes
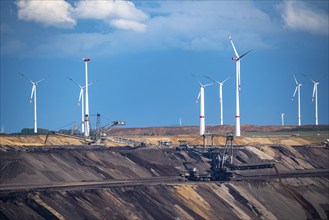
[91,120,126,144]
[181,134,275,181]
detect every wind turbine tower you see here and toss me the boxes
[83,58,91,137]
[19,72,46,133]
[312,81,319,126]
[304,74,327,126]
[291,75,302,126]
[281,113,285,126]
[193,75,212,136]
[229,36,251,136]
[204,75,231,126]
[67,77,95,135]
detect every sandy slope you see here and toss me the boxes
[114,134,325,146]
[0,135,84,146]
[1,134,326,147]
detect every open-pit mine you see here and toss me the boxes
[0,128,328,220]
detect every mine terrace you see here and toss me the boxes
[0,125,328,220]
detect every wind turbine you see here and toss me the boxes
[291,74,302,126]
[304,74,328,126]
[192,74,213,136]
[19,72,46,133]
[281,113,285,126]
[204,75,231,126]
[229,36,251,136]
[83,58,91,137]
[67,77,95,135]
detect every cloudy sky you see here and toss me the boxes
[1,0,328,133]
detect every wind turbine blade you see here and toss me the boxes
[317,74,328,82]
[35,77,47,85]
[229,36,239,58]
[303,73,315,84]
[30,85,36,103]
[67,77,82,88]
[196,92,200,103]
[203,75,220,85]
[78,89,83,106]
[293,74,299,85]
[18,72,33,84]
[204,82,213,87]
[312,84,316,102]
[238,50,252,60]
[88,81,96,86]
[221,75,232,84]
[191,74,202,86]
[292,86,298,101]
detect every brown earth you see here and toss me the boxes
[114,134,327,146]
[0,133,328,148]
[0,140,329,219]
[1,179,328,220]
[1,125,328,147]
[0,125,328,219]
[0,135,84,147]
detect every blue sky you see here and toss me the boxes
[1,0,328,134]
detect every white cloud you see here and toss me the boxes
[74,0,148,21]
[15,0,148,32]
[280,1,329,35]
[73,0,148,32]
[110,19,147,32]
[142,1,275,51]
[73,0,113,20]
[11,1,280,58]
[16,0,76,28]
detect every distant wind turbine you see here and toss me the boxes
[229,36,251,136]
[192,74,213,136]
[67,77,95,135]
[281,113,285,127]
[204,75,231,126]
[19,72,46,133]
[291,74,302,126]
[303,74,328,126]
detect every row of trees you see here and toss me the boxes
[9,128,75,135]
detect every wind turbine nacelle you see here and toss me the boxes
[232,57,238,61]
[83,58,91,61]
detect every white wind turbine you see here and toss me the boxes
[19,72,46,133]
[229,36,251,136]
[192,74,213,136]
[304,74,327,126]
[291,75,302,126]
[281,113,285,126]
[204,75,231,126]
[67,77,95,135]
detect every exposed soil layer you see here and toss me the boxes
[1,132,328,147]
[1,145,328,185]
[0,142,328,219]
[0,135,84,147]
[1,179,328,220]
